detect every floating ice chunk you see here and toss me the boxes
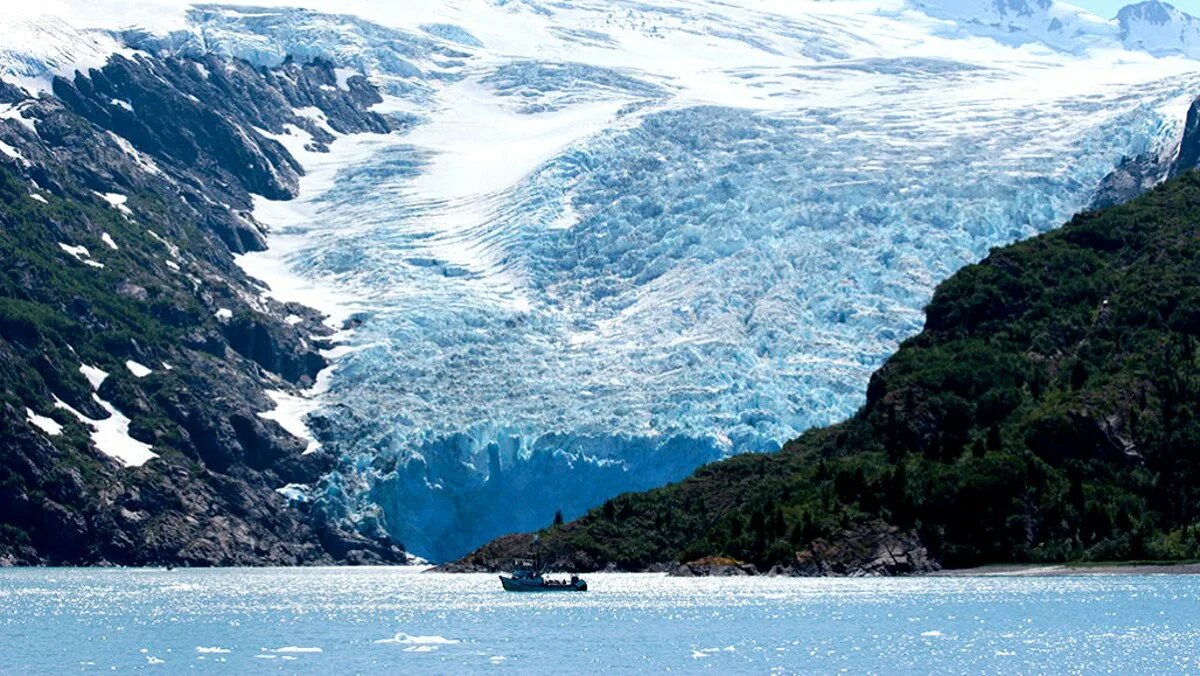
[195,647,231,654]
[79,363,108,390]
[125,360,152,378]
[374,633,460,645]
[25,408,62,436]
[921,630,944,637]
[262,646,322,653]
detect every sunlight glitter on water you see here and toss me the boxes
[1,568,1198,673]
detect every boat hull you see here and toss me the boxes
[500,575,587,592]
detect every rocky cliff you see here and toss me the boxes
[0,49,409,565]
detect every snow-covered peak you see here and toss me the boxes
[911,0,1118,53]
[1118,1,1200,58]
[0,15,124,94]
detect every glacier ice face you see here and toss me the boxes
[89,0,1200,561]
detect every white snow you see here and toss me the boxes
[146,230,180,257]
[214,308,233,320]
[25,408,62,436]
[94,191,133,216]
[0,16,125,95]
[275,483,309,502]
[257,389,321,453]
[0,102,37,134]
[333,67,356,90]
[58,242,89,260]
[54,394,157,467]
[107,131,161,175]
[284,314,303,325]
[61,242,106,268]
[101,232,118,250]
[109,97,132,111]
[125,360,152,378]
[79,363,108,389]
[0,139,24,162]
[29,193,47,203]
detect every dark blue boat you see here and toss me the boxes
[499,559,587,592]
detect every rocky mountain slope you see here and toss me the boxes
[447,167,1200,575]
[0,48,409,565]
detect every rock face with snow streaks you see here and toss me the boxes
[0,43,407,565]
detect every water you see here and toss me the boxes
[1,568,1198,673]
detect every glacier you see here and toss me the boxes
[10,0,1200,561]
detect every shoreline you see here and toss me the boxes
[3,562,1200,576]
[930,561,1200,576]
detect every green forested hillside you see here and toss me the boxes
[457,170,1200,572]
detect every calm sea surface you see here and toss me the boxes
[0,567,1197,673]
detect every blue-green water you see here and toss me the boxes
[1,568,1198,673]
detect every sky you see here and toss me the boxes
[1072,0,1200,18]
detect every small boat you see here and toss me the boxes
[499,559,587,592]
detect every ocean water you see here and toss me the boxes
[1,568,1197,673]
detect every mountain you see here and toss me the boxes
[3,1,1200,566]
[1118,1,1200,58]
[0,40,410,564]
[911,0,1118,53]
[447,166,1200,575]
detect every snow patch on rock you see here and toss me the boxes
[25,408,62,436]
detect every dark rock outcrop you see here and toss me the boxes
[787,522,939,577]
[668,556,757,577]
[1092,94,1200,209]
[0,46,408,566]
